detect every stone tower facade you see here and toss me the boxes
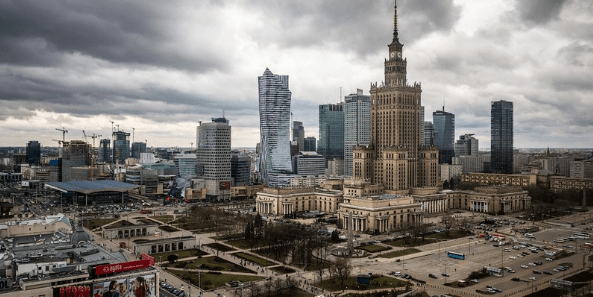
[353,1,439,194]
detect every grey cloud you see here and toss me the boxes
[0,0,228,72]
[515,0,567,25]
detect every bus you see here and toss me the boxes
[584,243,593,249]
[447,251,466,260]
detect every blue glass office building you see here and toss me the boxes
[433,109,455,164]
[318,103,344,162]
[491,100,513,174]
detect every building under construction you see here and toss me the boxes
[113,131,130,163]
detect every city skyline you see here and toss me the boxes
[1,0,592,148]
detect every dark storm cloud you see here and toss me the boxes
[247,0,461,57]
[0,0,228,71]
[515,0,567,25]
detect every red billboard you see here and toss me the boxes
[142,253,155,266]
[95,260,150,276]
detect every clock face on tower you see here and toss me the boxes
[397,52,402,58]
[390,52,395,58]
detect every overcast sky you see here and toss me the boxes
[1,0,592,149]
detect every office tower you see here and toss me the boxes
[292,121,305,151]
[258,68,293,186]
[455,134,479,157]
[353,1,439,192]
[292,152,326,176]
[173,154,196,177]
[433,108,455,164]
[196,117,232,200]
[491,100,513,174]
[420,106,425,146]
[424,122,435,146]
[61,140,91,181]
[99,139,111,163]
[131,142,147,159]
[318,103,344,161]
[231,152,251,186]
[343,89,370,176]
[26,140,41,165]
[112,130,130,163]
[304,137,317,152]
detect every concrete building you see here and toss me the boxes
[570,160,593,178]
[304,137,317,152]
[140,152,155,164]
[433,108,455,164]
[424,121,435,146]
[327,158,344,176]
[26,140,41,165]
[455,134,478,157]
[452,154,490,173]
[256,186,343,215]
[353,3,440,194]
[99,138,111,163]
[292,151,326,176]
[441,163,463,182]
[491,100,514,174]
[344,89,371,177]
[258,68,293,187]
[318,103,344,161]
[196,117,232,200]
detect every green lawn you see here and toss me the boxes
[168,270,264,291]
[205,242,237,252]
[269,266,296,274]
[356,244,391,253]
[379,248,421,258]
[383,238,437,247]
[235,252,276,267]
[151,249,208,261]
[165,256,255,273]
[84,218,118,230]
[152,215,175,223]
[317,275,410,292]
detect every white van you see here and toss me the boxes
[525,233,535,238]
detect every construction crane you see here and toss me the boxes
[132,127,135,143]
[88,133,102,181]
[55,127,68,143]
[51,139,63,146]
[82,130,87,142]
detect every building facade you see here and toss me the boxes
[112,130,131,163]
[424,121,435,146]
[196,117,232,200]
[231,152,251,186]
[26,140,41,165]
[304,137,317,152]
[173,154,196,177]
[352,3,439,194]
[292,121,305,151]
[433,108,455,164]
[491,100,514,174]
[318,103,344,161]
[131,142,147,159]
[258,68,293,186]
[455,134,478,157]
[255,186,343,215]
[99,139,111,163]
[570,160,593,178]
[292,152,326,176]
[344,89,371,177]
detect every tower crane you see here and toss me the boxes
[55,127,68,143]
[88,133,102,181]
[82,130,87,142]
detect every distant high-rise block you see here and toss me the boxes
[491,100,513,174]
[318,103,344,161]
[455,134,478,157]
[292,152,326,176]
[292,121,305,151]
[231,152,251,186]
[99,139,111,163]
[433,108,455,164]
[197,117,231,200]
[344,89,370,177]
[131,142,147,159]
[112,130,130,163]
[304,137,317,152]
[26,140,40,165]
[258,68,293,186]
[424,121,435,146]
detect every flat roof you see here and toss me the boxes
[45,180,140,194]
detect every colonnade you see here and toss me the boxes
[471,201,489,213]
[257,201,273,214]
[423,199,447,214]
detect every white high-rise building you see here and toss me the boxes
[343,89,370,176]
[258,68,293,187]
[196,117,231,201]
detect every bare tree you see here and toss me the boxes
[333,257,352,287]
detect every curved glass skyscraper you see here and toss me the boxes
[258,68,293,186]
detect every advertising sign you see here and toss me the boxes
[141,254,155,266]
[0,278,12,290]
[55,285,91,297]
[219,181,230,190]
[95,260,150,276]
[92,278,129,297]
[128,274,156,297]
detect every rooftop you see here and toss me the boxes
[45,180,140,194]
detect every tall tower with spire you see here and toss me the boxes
[353,1,439,194]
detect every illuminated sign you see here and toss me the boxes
[95,260,150,276]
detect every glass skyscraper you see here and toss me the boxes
[258,68,293,186]
[131,142,147,159]
[344,89,370,176]
[433,108,455,164]
[491,100,513,174]
[26,140,40,165]
[318,103,344,162]
[112,130,130,163]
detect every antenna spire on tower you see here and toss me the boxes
[393,0,399,40]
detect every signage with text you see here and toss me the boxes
[95,260,150,276]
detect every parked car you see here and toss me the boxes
[429,273,437,279]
